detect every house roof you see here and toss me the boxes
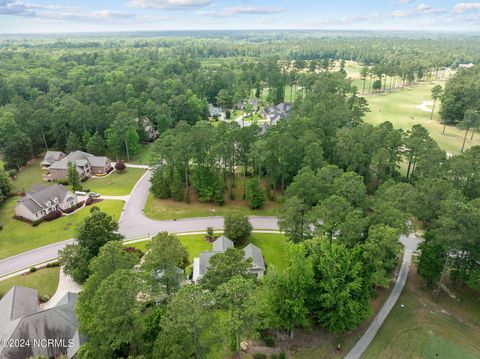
[88,156,108,167]
[0,287,80,359]
[212,236,234,252]
[17,184,72,213]
[198,251,222,277]
[49,150,109,171]
[42,151,65,165]
[243,243,265,271]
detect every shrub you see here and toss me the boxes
[279,353,286,359]
[39,295,50,303]
[80,176,89,182]
[57,179,69,185]
[224,214,252,244]
[205,226,215,242]
[226,110,231,119]
[8,169,17,178]
[0,224,2,231]
[85,197,94,205]
[46,262,60,268]
[32,218,43,227]
[271,354,278,359]
[115,161,126,171]
[263,335,275,348]
[44,210,62,222]
[253,354,267,359]
[29,266,37,273]
[124,246,143,258]
[62,201,84,214]
[246,178,266,209]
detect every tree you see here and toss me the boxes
[278,196,311,243]
[216,276,259,358]
[246,177,265,209]
[67,161,81,191]
[0,168,12,204]
[65,132,82,153]
[201,248,252,290]
[142,232,189,294]
[333,171,366,208]
[360,66,369,94]
[3,132,32,170]
[224,214,252,244]
[314,195,352,242]
[417,232,446,287]
[431,84,442,122]
[285,166,321,208]
[216,89,232,109]
[155,285,223,359]
[58,244,91,284]
[105,113,140,160]
[150,166,171,199]
[262,244,314,337]
[458,110,480,152]
[86,132,105,155]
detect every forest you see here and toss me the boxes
[0,31,480,358]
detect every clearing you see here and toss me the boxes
[83,168,145,196]
[0,266,60,298]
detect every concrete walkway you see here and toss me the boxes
[40,267,81,310]
[344,233,420,359]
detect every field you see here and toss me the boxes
[129,232,288,272]
[0,267,60,298]
[144,176,279,220]
[362,264,480,359]
[0,199,124,260]
[84,168,145,196]
[130,143,155,165]
[364,84,480,154]
[11,157,44,193]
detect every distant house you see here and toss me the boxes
[0,286,84,359]
[236,98,259,112]
[262,102,293,124]
[15,184,77,221]
[192,236,265,283]
[208,103,225,120]
[43,150,112,181]
[135,116,159,141]
[41,151,66,168]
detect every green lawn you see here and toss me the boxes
[362,265,480,359]
[0,267,60,298]
[82,168,145,196]
[129,233,288,271]
[364,84,480,154]
[0,199,124,260]
[130,143,155,165]
[11,158,45,193]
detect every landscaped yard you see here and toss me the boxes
[11,157,44,193]
[364,84,480,154]
[83,168,145,196]
[0,266,60,298]
[145,176,279,220]
[362,264,480,359]
[0,198,124,260]
[130,143,155,165]
[129,232,288,272]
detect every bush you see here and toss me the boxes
[8,169,17,178]
[224,214,252,244]
[205,226,215,241]
[46,262,60,268]
[29,266,37,273]
[263,335,275,348]
[226,110,231,119]
[124,246,144,258]
[115,161,126,171]
[62,201,84,214]
[80,176,89,182]
[279,353,286,359]
[253,354,267,359]
[0,223,2,231]
[32,218,43,227]
[39,295,50,303]
[246,178,266,209]
[57,179,69,185]
[85,197,94,205]
[271,354,278,359]
[44,210,62,222]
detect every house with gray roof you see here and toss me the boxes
[261,102,293,125]
[135,116,159,141]
[43,150,112,181]
[208,103,225,120]
[41,151,66,168]
[192,236,265,283]
[0,286,83,359]
[15,184,77,222]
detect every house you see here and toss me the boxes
[43,150,112,181]
[192,236,265,283]
[261,102,293,124]
[208,103,225,120]
[15,184,77,222]
[41,151,66,168]
[236,98,259,112]
[135,116,159,141]
[0,286,84,359]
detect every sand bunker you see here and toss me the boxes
[417,101,434,113]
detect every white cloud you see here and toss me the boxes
[394,0,415,3]
[127,0,212,10]
[416,3,431,11]
[391,10,408,17]
[453,2,480,13]
[198,6,284,17]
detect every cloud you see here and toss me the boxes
[453,2,480,13]
[416,3,430,11]
[257,16,279,24]
[198,6,284,17]
[390,3,446,17]
[127,0,212,10]
[394,0,415,3]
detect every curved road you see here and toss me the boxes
[0,170,278,278]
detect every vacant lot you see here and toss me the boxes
[0,199,124,259]
[84,168,145,196]
[364,84,480,154]
[0,266,60,298]
[362,264,480,359]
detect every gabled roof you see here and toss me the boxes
[243,243,265,271]
[198,251,222,277]
[42,151,65,165]
[17,184,71,213]
[213,236,234,252]
[88,156,108,167]
[49,150,109,171]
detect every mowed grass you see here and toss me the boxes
[0,267,60,298]
[130,143,155,165]
[11,158,44,193]
[362,264,480,359]
[145,177,279,220]
[0,199,124,260]
[364,84,480,154]
[129,233,288,272]
[83,168,145,196]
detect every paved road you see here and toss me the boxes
[344,233,421,359]
[0,170,278,278]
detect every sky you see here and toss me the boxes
[0,0,480,34]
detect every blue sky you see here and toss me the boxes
[0,0,479,33]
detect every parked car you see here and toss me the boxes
[88,192,100,198]
[75,191,87,195]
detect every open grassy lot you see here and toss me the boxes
[130,143,155,165]
[129,233,288,271]
[0,267,60,298]
[11,158,44,193]
[362,264,480,359]
[0,199,124,260]
[145,176,279,220]
[364,84,480,154]
[84,168,145,196]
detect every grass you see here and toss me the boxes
[11,158,44,193]
[0,199,124,260]
[362,263,480,359]
[83,168,145,196]
[129,233,288,271]
[130,143,155,165]
[364,83,480,154]
[0,267,60,298]
[145,176,279,220]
